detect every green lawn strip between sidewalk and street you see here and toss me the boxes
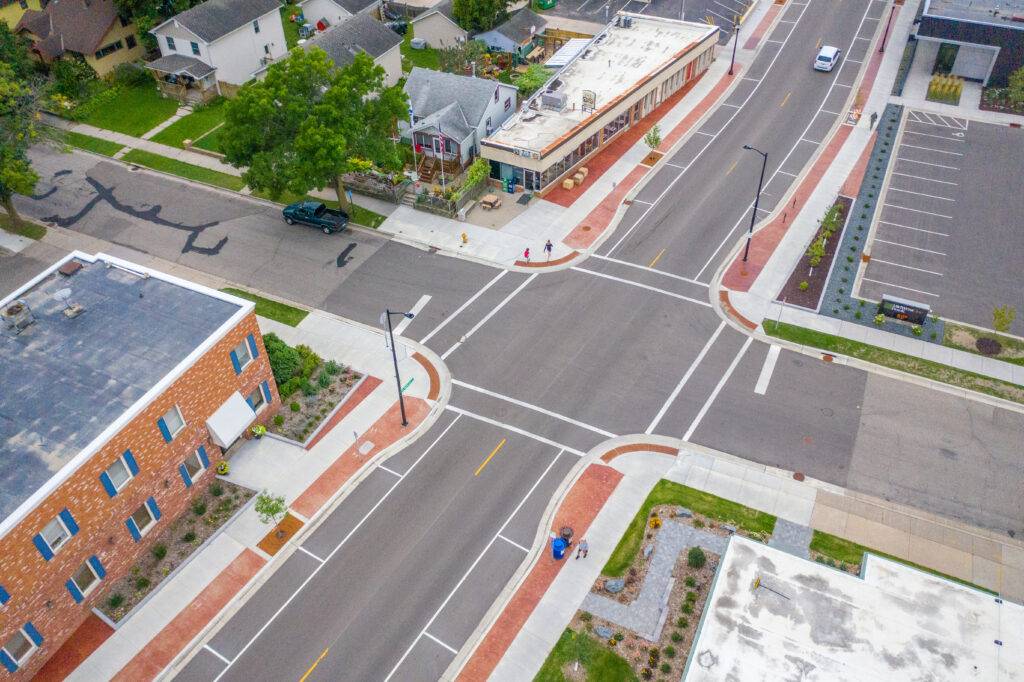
[603,480,777,578]
[62,130,124,157]
[0,215,46,241]
[121,149,246,192]
[252,189,386,229]
[943,321,1024,367]
[535,628,638,682]
[763,320,1024,405]
[150,99,227,149]
[809,530,997,595]
[220,288,309,327]
[75,84,179,138]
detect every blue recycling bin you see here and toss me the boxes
[552,537,567,560]
[504,177,514,193]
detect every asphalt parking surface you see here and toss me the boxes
[859,109,1024,328]
[542,0,752,42]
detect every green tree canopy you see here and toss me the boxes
[0,23,35,81]
[452,0,509,32]
[515,64,551,97]
[0,64,40,227]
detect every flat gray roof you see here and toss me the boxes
[0,255,241,524]
[924,0,1024,26]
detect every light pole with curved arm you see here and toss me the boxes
[741,145,768,263]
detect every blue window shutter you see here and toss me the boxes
[247,333,259,359]
[99,471,118,498]
[0,584,9,605]
[123,450,140,476]
[88,555,106,579]
[197,446,210,468]
[261,380,272,404]
[146,496,161,521]
[24,622,42,647]
[245,395,254,409]
[33,533,54,561]
[126,517,141,542]
[0,649,16,673]
[59,508,79,536]
[157,417,172,442]
[230,349,241,374]
[66,579,84,604]
[179,464,193,488]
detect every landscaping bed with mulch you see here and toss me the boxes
[776,196,852,310]
[640,151,664,167]
[943,322,1024,367]
[99,479,254,622]
[264,333,363,443]
[979,87,1024,116]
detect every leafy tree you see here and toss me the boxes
[452,0,509,32]
[254,491,287,525]
[438,39,488,75]
[644,124,662,151]
[0,64,40,229]
[0,23,34,81]
[113,0,203,50]
[993,305,1016,333]
[1008,66,1024,105]
[515,64,551,98]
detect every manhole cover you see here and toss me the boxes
[821,408,834,417]
[581,225,591,232]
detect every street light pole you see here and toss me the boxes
[879,4,896,53]
[384,309,415,426]
[729,15,739,76]
[741,145,768,263]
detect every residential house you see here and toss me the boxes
[0,252,277,679]
[0,0,41,28]
[14,0,144,77]
[300,13,402,86]
[298,0,381,30]
[914,0,1024,87]
[409,0,466,48]
[146,0,286,102]
[402,67,517,182]
[476,8,547,60]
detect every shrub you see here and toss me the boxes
[681,602,694,614]
[687,547,706,569]
[290,401,301,412]
[613,632,624,642]
[152,543,167,560]
[301,379,318,397]
[806,236,826,267]
[109,63,153,88]
[580,611,592,621]
[640,668,653,680]
[930,331,937,340]
[192,501,207,516]
[135,577,151,591]
[671,630,683,642]
[182,531,196,542]
[684,576,696,587]
[912,325,923,336]
[649,516,662,529]
[874,313,885,326]
[107,593,124,609]
[52,58,97,99]
[295,344,322,378]
[324,360,341,375]
[678,617,689,628]
[993,305,1016,333]
[273,414,285,426]
[318,372,331,388]
[663,646,676,658]
[264,333,302,385]
[798,281,809,291]
[855,311,862,320]
[692,518,704,529]
[686,591,697,602]
[211,483,224,497]
[661,662,672,673]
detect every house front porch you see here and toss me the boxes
[146,54,220,104]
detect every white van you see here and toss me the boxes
[813,46,841,72]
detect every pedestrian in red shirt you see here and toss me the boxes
[524,248,530,263]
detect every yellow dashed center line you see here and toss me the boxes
[725,159,738,176]
[780,91,792,108]
[299,648,329,682]
[475,438,507,476]
[648,249,667,269]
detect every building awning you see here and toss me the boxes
[206,391,256,448]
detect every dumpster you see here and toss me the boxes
[552,537,568,560]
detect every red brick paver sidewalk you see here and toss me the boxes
[304,376,383,450]
[457,464,622,681]
[744,3,782,50]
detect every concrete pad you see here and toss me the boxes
[772,494,816,526]
[907,535,972,581]
[970,555,1002,593]
[809,504,849,537]
[845,515,909,557]
[1001,544,1024,570]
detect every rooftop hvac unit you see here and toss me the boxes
[2,300,35,336]
[622,15,634,28]
[541,89,567,111]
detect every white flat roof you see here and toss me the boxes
[685,536,1023,681]
[485,13,716,155]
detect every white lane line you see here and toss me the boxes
[891,172,958,186]
[498,533,531,553]
[777,170,798,177]
[590,254,709,287]
[870,258,944,276]
[777,19,797,23]
[800,137,820,145]
[452,379,617,438]
[861,277,940,297]
[900,143,963,156]
[441,274,537,360]
[631,198,654,204]
[571,266,712,308]
[664,163,687,169]
[683,337,753,441]
[393,294,431,336]
[754,344,781,396]
[646,321,726,434]
[873,238,947,256]
[897,156,959,171]
[719,103,742,109]
[420,270,507,344]
[765,39,785,44]
[445,406,585,457]
[296,546,325,563]
[743,77,761,82]
[384,450,565,681]
[855,35,871,40]
[879,220,950,237]
[378,464,403,478]
[845,58,863,64]
[212,414,464,682]
[204,645,232,666]
[886,187,955,202]
[423,632,459,655]
[693,130,717,137]
[883,203,952,219]
[902,129,965,142]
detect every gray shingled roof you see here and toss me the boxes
[305,14,401,67]
[326,0,380,14]
[492,8,546,45]
[412,102,473,142]
[413,0,457,24]
[145,53,218,79]
[405,67,500,131]
[159,0,281,43]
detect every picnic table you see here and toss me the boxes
[480,193,502,210]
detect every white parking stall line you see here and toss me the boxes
[393,295,431,336]
[800,137,820,145]
[900,143,963,156]
[378,464,403,478]
[777,19,797,23]
[683,338,753,441]
[873,238,947,256]
[445,406,585,457]
[879,220,950,237]
[854,35,871,40]
[719,103,742,109]
[706,7,733,22]
[422,632,459,655]
[902,129,965,142]
[891,172,957,186]
[869,258,944,276]
[296,546,325,563]
[693,130,717,137]
[590,254,709,287]
[498,534,531,553]
[833,83,853,88]
[714,0,738,13]
[420,270,506,344]
[861,277,940,298]
[886,187,955,202]
[571,267,713,308]
[631,198,654,204]
[441,274,538,360]
[647,321,726,434]
[765,39,785,44]
[754,344,781,396]
[743,76,762,82]
[884,203,953,219]
[845,58,863,64]
[777,170,798,177]
[897,156,959,171]
[820,110,842,116]
[204,645,232,666]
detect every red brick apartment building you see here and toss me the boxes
[0,252,278,678]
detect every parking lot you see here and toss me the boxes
[858,109,1024,329]
[544,0,752,42]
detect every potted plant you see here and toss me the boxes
[250,423,267,439]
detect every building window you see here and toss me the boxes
[494,88,499,102]
[159,405,185,441]
[190,41,200,55]
[69,561,99,597]
[105,457,132,492]
[94,40,123,60]
[1,629,34,667]
[246,385,266,413]
[20,0,29,8]
[166,36,176,51]
[232,338,253,370]
[183,449,206,481]
[263,43,271,55]
[504,97,511,111]
[119,14,130,27]
[126,35,137,49]
[39,517,70,555]
[252,19,260,33]
[129,502,156,537]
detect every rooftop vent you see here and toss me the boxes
[53,288,84,319]
[2,300,35,336]
[58,260,83,277]
[541,89,567,111]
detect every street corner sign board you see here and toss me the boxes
[880,294,930,324]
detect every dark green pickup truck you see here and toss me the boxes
[282,201,349,234]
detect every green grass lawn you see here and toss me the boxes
[253,189,386,228]
[121,149,246,192]
[62,130,124,157]
[602,480,777,577]
[280,3,303,49]
[150,99,227,149]
[763,320,1024,405]
[809,530,997,595]
[193,124,225,153]
[0,215,46,240]
[77,84,179,137]
[535,628,637,682]
[401,29,441,71]
[221,288,309,326]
